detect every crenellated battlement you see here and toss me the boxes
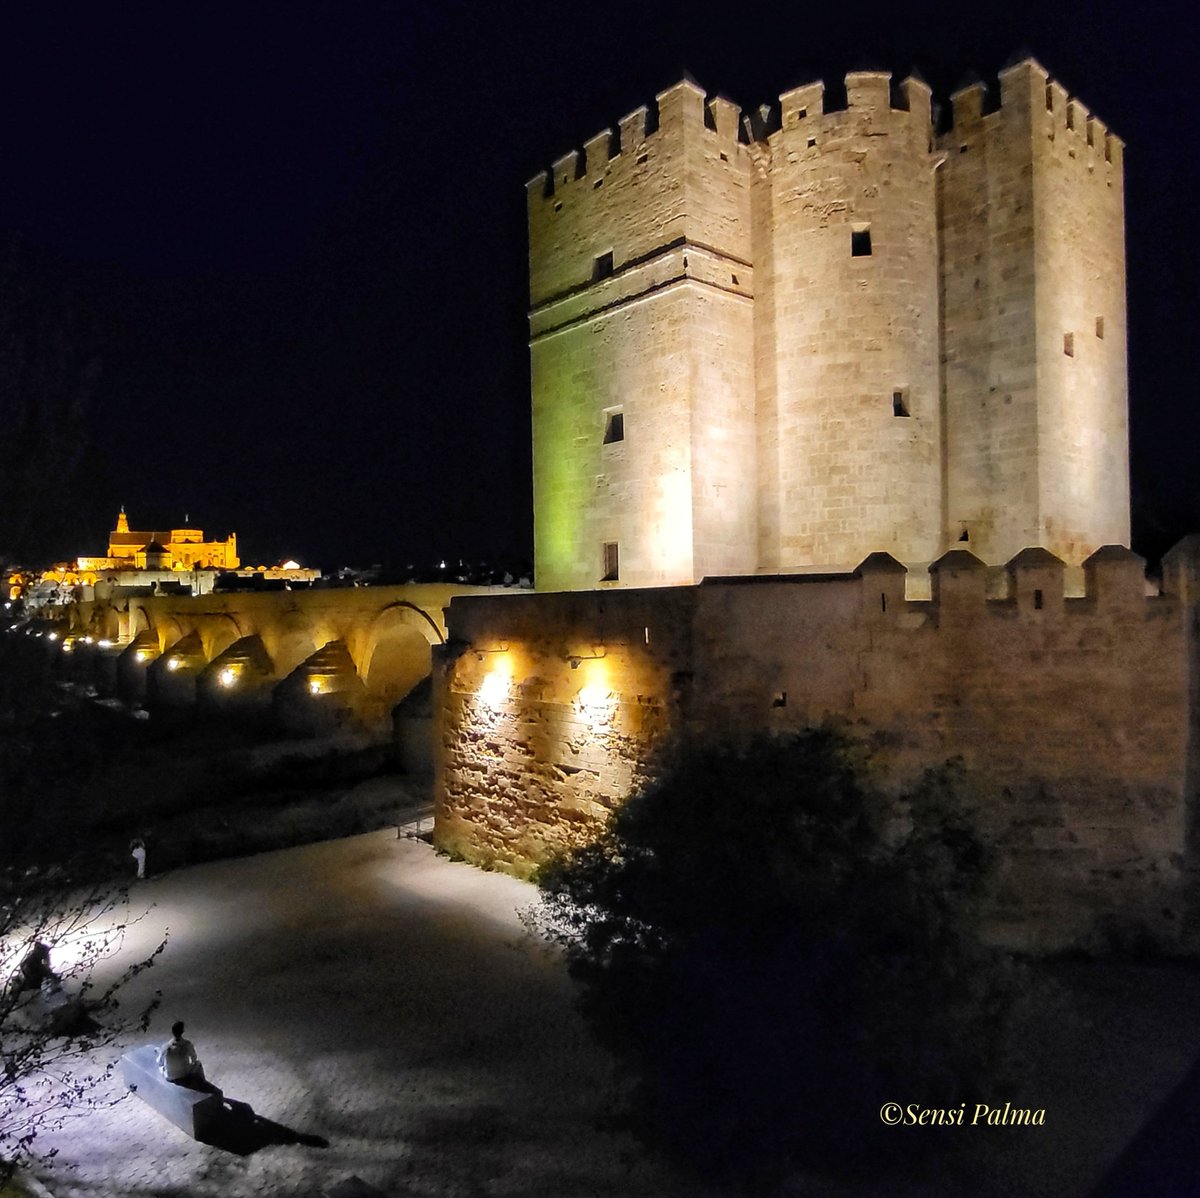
[531,66,943,206]
[940,57,1123,168]
[761,70,935,164]
[528,77,746,206]
[866,544,1158,620]
[530,58,1123,206]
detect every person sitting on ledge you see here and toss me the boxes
[13,941,56,995]
[158,1021,212,1090]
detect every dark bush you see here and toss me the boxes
[531,730,1034,1186]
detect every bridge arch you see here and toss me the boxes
[199,612,244,661]
[261,609,321,679]
[160,615,188,649]
[130,606,153,638]
[359,601,444,715]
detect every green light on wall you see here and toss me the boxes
[532,352,591,580]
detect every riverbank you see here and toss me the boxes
[2,629,425,881]
[13,831,1200,1198]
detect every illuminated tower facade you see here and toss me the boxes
[939,61,1128,564]
[527,80,757,592]
[527,58,1128,590]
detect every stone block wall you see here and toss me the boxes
[938,60,1128,565]
[529,79,758,592]
[761,72,943,570]
[1031,71,1129,559]
[435,544,1200,950]
[434,587,696,871]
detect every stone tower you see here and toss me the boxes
[939,60,1129,565]
[527,80,757,593]
[751,71,943,573]
[526,58,1128,591]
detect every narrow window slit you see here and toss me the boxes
[603,408,624,444]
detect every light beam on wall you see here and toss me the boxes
[577,683,612,711]
[477,648,514,712]
[575,656,616,723]
[479,662,512,711]
[651,469,694,580]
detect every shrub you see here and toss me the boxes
[531,730,1033,1185]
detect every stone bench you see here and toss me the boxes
[120,1045,223,1140]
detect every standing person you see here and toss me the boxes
[130,837,146,879]
[158,1020,207,1087]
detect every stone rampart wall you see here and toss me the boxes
[435,544,1200,950]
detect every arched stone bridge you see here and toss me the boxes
[58,583,511,737]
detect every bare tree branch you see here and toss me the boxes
[0,869,165,1176]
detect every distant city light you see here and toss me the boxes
[281,559,300,570]
[219,666,238,688]
[134,649,151,663]
[98,639,113,648]
[308,677,323,695]
[47,632,58,641]
[166,657,182,672]
[61,642,73,653]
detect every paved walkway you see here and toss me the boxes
[28,832,709,1198]
[24,832,1200,1198]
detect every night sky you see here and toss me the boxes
[1,2,1195,571]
